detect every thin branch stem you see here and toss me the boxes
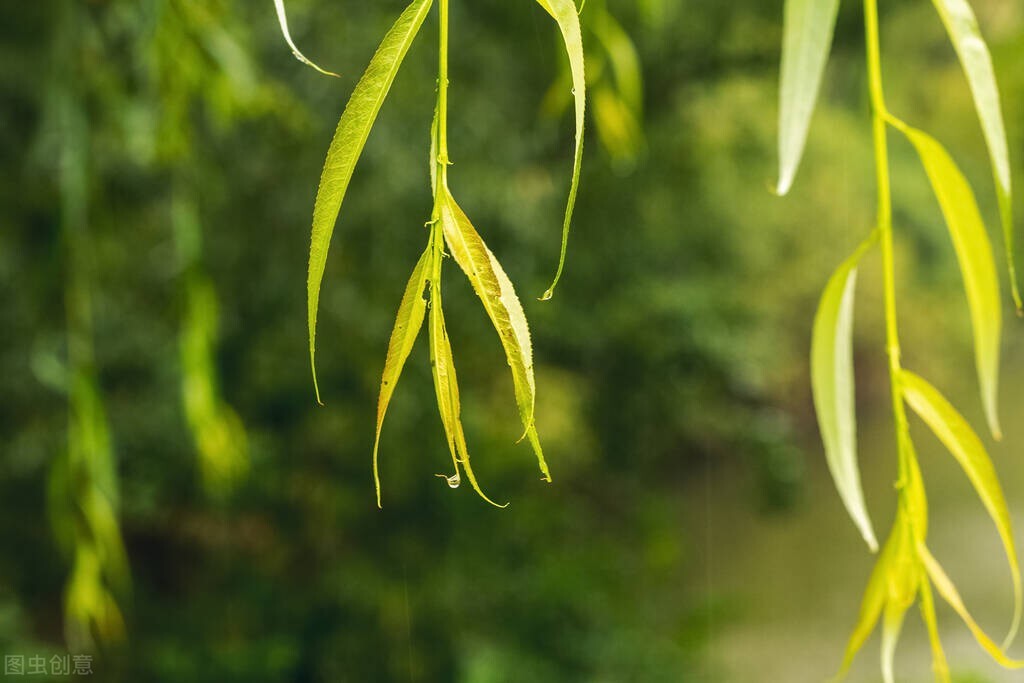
[864,0,913,495]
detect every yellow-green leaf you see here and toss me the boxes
[428,277,507,508]
[880,597,909,683]
[918,576,952,683]
[776,0,841,195]
[372,246,432,507]
[929,0,1019,310]
[898,124,1002,439]
[918,542,1024,668]
[901,369,1021,646]
[535,0,586,300]
[273,0,340,77]
[811,232,878,551]
[307,0,433,403]
[836,527,898,679]
[439,190,551,481]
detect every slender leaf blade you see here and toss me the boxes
[899,125,1002,439]
[837,529,898,678]
[428,280,507,508]
[273,0,339,77]
[372,246,431,507]
[919,542,1024,668]
[439,190,549,480]
[535,0,586,300]
[811,233,878,551]
[901,369,1022,646]
[777,0,841,195]
[929,0,1020,310]
[307,0,433,403]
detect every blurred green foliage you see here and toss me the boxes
[1,0,1021,681]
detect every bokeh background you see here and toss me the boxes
[4,0,1024,681]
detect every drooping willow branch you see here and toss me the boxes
[779,0,1023,679]
[293,0,585,505]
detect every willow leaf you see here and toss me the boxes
[837,528,898,679]
[776,0,841,195]
[811,231,878,551]
[428,281,507,508]
[919,577,952,683]
[439,190,550,480]
[535,0,586,300]
[881,518,919,683]
[900,369,1022,646]
[898,124,1002,439]
[372,246,431,507]
[881,598,908,683]
[273,0,339,77]
[929,0,1019,310]
[918,542,1024,668]
[307,0,433,403]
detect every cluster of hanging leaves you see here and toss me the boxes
[284,0,585,505]
[779,0,1022,679]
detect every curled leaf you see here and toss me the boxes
[895,122,1002,440]
[918,542,1024,668]
[372,246,432,507]
[929,0,1019,310]
[811,231,878,551]
[428,272,507,508]
[308,0,433,403]
[535,0,586,300]
[900,369,1022,646]
[439,190,550,481]
[777,0,841,195]
[273,0,340,77]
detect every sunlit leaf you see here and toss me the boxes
[881,517,918,683]
[918,577,952,683]
[918,542,1024,668]
[929,0,1019,310]
[837,527,897,679]
[881,597,908,683]
[900,369,1022,646]
[811,231,878,551]
[428,272,507,508]
[776,0,841,195]
[307,0,433,403]
[897,124,1002,440]
[439,190,551,481]
[273,0,340,77]
[372,246,432,507]
[535,0,586,300]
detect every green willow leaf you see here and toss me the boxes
[273,0,339,77]
[307,0,433,404]
[900,369,1022,646]
[896,123,1002,440]
[535,0,586,301]
[776,0,841,195]
[918,542,1024,668]
[372,246,432,508]
[811,231,878,551]
[428,276,507,508]
[919,577,952,683]
[881,597,909,683]
[881,520,919,683]
[837,528,897,679]
[929,0,1020,310]
[439,190,551,481]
